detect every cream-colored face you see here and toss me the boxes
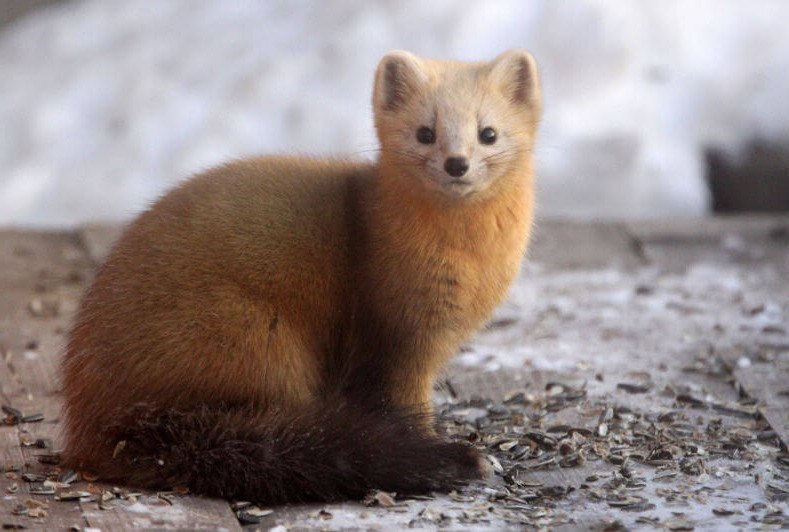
[373,50,542,199]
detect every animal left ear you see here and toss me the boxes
[488,50,541,110]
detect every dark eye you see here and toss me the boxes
[479,127,497,145]
[416,126,435,144]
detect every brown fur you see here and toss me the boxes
[61,50,542,502]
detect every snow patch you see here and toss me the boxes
[2,1,789,226]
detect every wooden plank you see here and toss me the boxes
[0,231,98,530]
[2,219,787,529]
[625,214,789,244]
[528,219,645,271]
[0,231,89,420]
[1,427,44,530]
[81,493,241,531]
[625,215,789,280]
[0,230,241,531]
[1,425,89,530]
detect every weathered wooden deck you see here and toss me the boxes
[1,216,787,530]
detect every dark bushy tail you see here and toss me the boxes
[102,403,486,503]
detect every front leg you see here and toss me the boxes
[380,337,461,431]
[342,300,460,424]
[343,347,437,417]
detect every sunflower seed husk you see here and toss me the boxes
[28,485,55,495]
[236,506,273,524]
[1,405,22,420]
[55,490,92,502]
[21,413,44,424]
[58,470,78,484]
[617,382,653,394]
[364,490,397,507]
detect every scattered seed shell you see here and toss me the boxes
[617,382,653,394]
[364,490,397,507]
[28,485,55,495]
[55,490,92,501]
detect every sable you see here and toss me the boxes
[61,50,542,502]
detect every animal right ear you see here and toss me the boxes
[373,51,427,112]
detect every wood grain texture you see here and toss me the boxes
[1,218,787,529]
[0,230,240,531]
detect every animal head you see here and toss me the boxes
[373,50,542,199]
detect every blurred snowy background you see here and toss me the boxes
[1,0,787,227]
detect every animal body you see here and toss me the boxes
[61,49,542,503]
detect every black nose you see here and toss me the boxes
[444,157,469,178]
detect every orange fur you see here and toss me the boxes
[61,50,542,498]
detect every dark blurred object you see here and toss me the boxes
[0,0,63,29]
[706,139,789,213]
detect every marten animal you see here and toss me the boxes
[61,50,542,503]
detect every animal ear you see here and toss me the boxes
[373,51,428,111]
[489,50,541,108]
